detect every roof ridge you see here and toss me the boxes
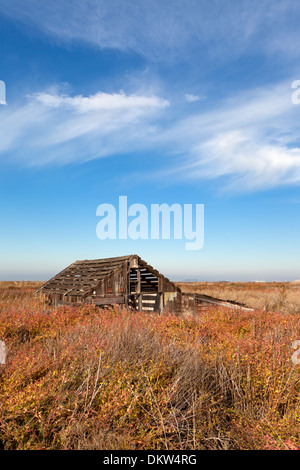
[75,254,136,263]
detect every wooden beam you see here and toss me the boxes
[92,297,125,305]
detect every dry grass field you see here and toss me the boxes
[176,281,300,314]
[0,280,299,450]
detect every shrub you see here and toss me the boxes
[0,283,299,450]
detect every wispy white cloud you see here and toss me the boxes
[0,89,169,165]
[1,81,300,192]
[1,0,300,61]
[184,94,205,103]
[181,131,300,190]
[157,82,300,191]
[34,90,168,112]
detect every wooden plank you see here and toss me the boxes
[92,297,125,305]
[181,292,254,312]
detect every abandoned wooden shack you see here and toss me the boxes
[37,254,252,314]
[38,254,181,313]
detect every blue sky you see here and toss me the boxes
[1,0,300,281]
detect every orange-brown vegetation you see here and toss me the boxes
[0,281,299,450]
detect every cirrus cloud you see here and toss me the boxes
[1,0,300,62]
[0,89,169,165]
[1,81,300,192]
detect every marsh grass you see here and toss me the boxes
[0,282,299,450]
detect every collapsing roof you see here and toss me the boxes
[38,255,134,298]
